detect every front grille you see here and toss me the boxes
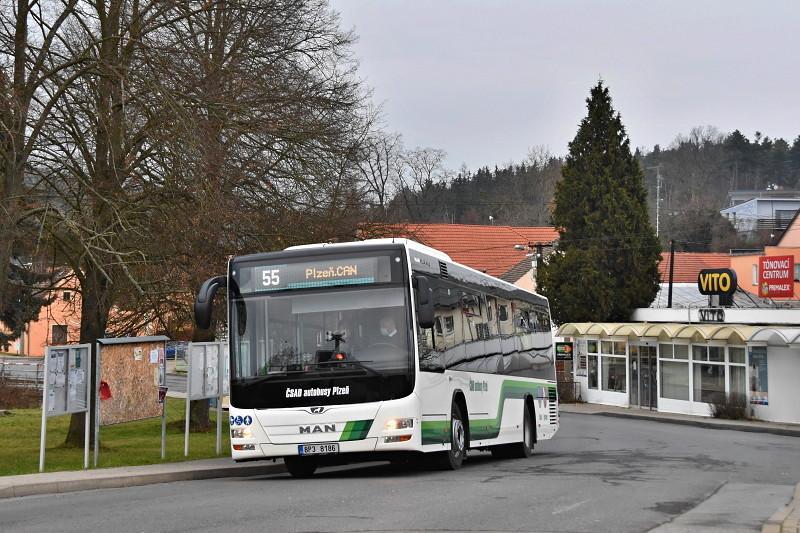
[548,387,558,424]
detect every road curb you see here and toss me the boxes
[562,408,800,438]
[0,462,285,500]
[762,482,800,533]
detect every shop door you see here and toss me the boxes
[630,344,657,409]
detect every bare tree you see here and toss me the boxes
[358,131,404,214]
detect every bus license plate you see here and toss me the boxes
[298,443,339,455]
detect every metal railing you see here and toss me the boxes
[0,358,45,389]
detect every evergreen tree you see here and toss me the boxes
[0,262,52,350]
[538,81,661,324]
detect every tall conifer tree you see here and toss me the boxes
[538,81,661,323]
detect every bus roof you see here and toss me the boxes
[286,238,452,261]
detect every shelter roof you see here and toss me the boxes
[556,322,800,346]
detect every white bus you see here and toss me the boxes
[194,239,559,477]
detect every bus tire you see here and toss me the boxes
[491,402,534,459]
[433,402,466,470]
[284,456,318,478]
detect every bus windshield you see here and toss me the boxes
[231,287,412,379]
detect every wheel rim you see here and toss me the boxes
[452,417,465,457]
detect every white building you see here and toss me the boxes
[557,308,800,424]
[721,190,800,238]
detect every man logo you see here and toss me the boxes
[310,407,325,414]
[299,424,336,434]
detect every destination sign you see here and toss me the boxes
[237,255,394,293]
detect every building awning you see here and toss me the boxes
[556,323,798,346]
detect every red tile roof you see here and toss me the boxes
[378,223,558,277]
[659,252,730,283]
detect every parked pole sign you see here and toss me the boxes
[758,255,794,298]
[555,342,574,361]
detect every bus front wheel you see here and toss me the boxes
[284,456,318,478]
[432,402,466,470]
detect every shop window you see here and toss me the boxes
[587,340,598,354]
[693,363,725,403]
[613,341,626,356]
[708,346,724,362]
[588,355,598,389]
[729,365,746,398]
[728,347,745,364]
[673,344,688,359]
[661,360,689,401]
[692,345,708,361]
[601,340,613,354]
[659,344,673,358]
[601,356,626,392]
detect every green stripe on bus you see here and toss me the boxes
[339,419,373,441]
[421,380,556,444]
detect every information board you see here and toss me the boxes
[44,345,91,416]
[99,338,167,425]
[188,342,229,400]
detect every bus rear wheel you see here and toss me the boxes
[284,456,318,478]
[491,402,534,459]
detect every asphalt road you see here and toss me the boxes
[1,413,798,533]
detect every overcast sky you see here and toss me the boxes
[330,0,800,170]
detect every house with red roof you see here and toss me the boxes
[374,223,558,291]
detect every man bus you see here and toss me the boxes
[194,239,559,477]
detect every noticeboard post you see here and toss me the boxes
[185,342,229,456]
[39,344,92,472]
[93,336,170,467]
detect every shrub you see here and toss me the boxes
[0,380,42,409]
[709,392,749,420]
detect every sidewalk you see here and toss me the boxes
[0,457,284,500]
[559,402,800,437]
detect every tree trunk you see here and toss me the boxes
[64,266,110,446]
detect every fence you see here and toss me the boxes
[0,357,45,389]
[557,380,581,403]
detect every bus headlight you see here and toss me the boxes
[231,427,252,439]
[385,418,414,431]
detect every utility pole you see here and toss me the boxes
[656,166,662,237]
[667,239,675,308]
[646,165,663,237]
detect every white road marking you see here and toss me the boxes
[552,498,591,515]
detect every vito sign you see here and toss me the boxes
[758,255,794,299]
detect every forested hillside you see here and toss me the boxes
[385,128,800,252]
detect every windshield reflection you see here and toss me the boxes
[231,287,411,379]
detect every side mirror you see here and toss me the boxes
[194,275,227,330]
[415,276,435,329]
